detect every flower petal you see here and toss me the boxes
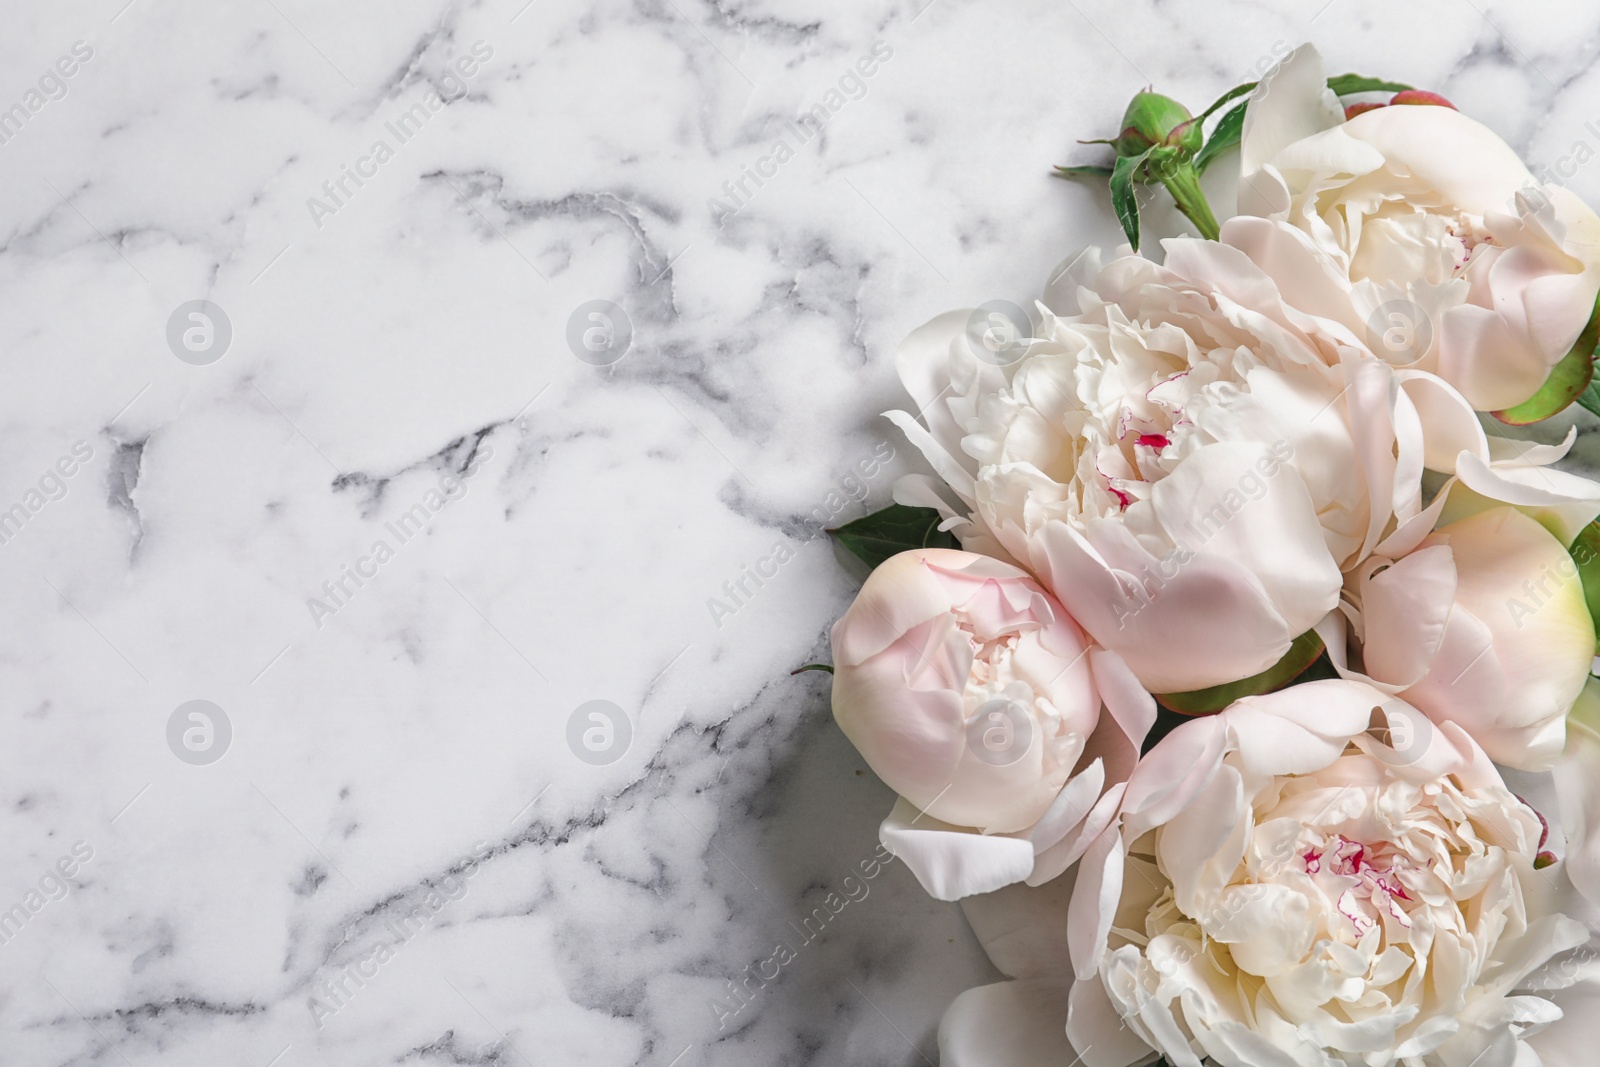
[939,979,1079,1067]
[1223,678,1385,778]
[1239,44,1345,178]
[879,798,1036,901]
[1524,949,1600,1067]
[960,876,1076,980]
[1038,517,1296,693]
[1552,679,1600,908]
[1361,544,1458,688]
[1068,975,1163,1067]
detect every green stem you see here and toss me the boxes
[1157,162,1221,241]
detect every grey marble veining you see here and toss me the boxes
[3,1,1600,1064]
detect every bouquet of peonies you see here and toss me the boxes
[818,45,1600,1067]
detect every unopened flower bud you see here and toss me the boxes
[1113,91,1201,158]
[1344,88,1455,122]
[1391,88,1455,109]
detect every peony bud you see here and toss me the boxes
[1359,507,1593,769]
[1112,91,1202,158]
[1390,88,1455,108]
[829,548,1154,901]
[830,549,1101,834]
[1344,88,1455,122]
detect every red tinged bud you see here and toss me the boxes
[1112,92,1203,157]
[1391,89,1455,109]
[1345,89,1455,123]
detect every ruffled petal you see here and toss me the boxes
[1223,679,1385,778]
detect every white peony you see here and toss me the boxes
[1227,45,1600,413]
[938,680,1600,1067]
[892,243,1600,697]
[894,241,1401,693]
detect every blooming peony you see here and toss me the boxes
[1226,45,1600,412]
[938,680,1599,1067]
[892,242,1409,693]
[892,236,1600,695]
[830,548,1152,899]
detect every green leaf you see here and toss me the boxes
[1326,73,1415,96]
[1111,149,1151,250]
[1579,379,1600,420]
[1569,521,1600,654]
[1494,295,1600,424]
[1293,652,1341,685]
[1194,101,1247,174]
[1052,164,1115,179]
[1156,629,1326,716]
[827,504,958,570]
[1196,80,1257,122]
[790,663,834,676]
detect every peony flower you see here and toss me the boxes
[830,548,1152,900]
[892,237,1600,696]
[893,242,1400,693]
[1226,45,1600,413]
[1338,506,1594,770]
[938,680,1599,1067]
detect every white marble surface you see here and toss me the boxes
[6,1,1600,1064]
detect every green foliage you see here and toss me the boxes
[1052,164,1115,179]
[827,504,958,569]
[1110,150,1153,250]
[1156,629,1326,715]
[1193,101,1247,173]
[1325,73,1415,95]
[1494,300,1600,424]
[1569,521,1600,654]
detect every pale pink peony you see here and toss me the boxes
[831,548,1152,900]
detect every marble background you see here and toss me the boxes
[5,0,1600,1064]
